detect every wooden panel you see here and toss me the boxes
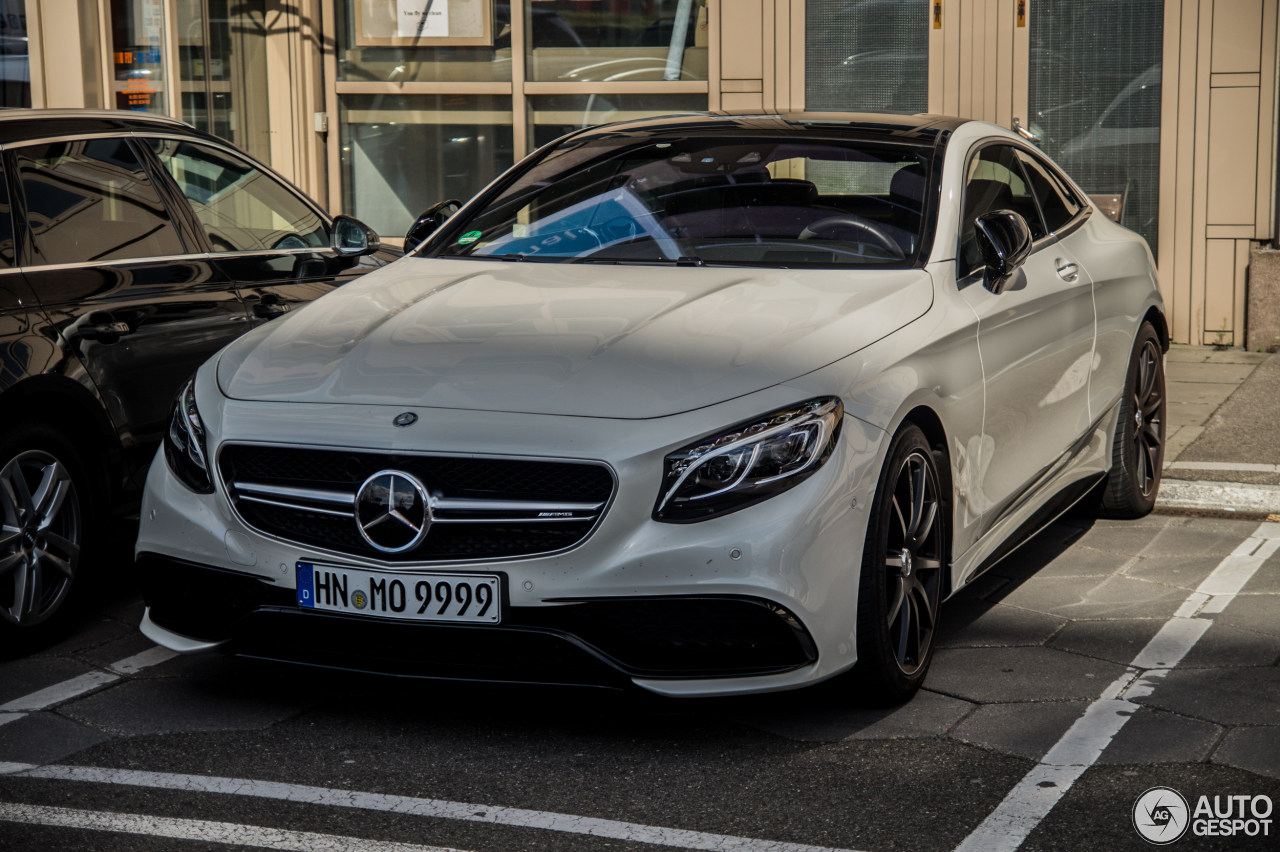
[708,0,721,111]
[1206,86,1260,224]
[929,0,944,112]
[721,0,764,80]
[983,0,999,123]
[996,0,1014,128]
[958,0,973,116]
[1234,238,1250,341]
[1212,0,1264,72]
[1012,0,1028,128]
[1210,72,1262,84]
[721,92,765,112]
[944,0,961,113]
[1207,224,1258,236]
[762,0,776,112]
[790,0,805,110]
[721,79,764,93]
[1255,0,1278,238]
[1156,0,1183,329]
[774,0,790,112]
[1203,239,1237,343]
[1190,0,1215,345]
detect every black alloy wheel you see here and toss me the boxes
[848,424,947,704]
[1100,321,1166,518]
[0,450,82,626]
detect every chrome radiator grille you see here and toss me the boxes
[218,444,615,563]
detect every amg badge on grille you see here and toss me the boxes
[355,470,431,552]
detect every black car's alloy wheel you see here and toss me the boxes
[0,449,82,627]
[849,424,947,704]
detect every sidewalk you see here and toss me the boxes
[1159,344,1280,515]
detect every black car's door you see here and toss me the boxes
[9,136,247,475]
[140,137,376,325]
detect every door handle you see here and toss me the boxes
[1055,260,1080,283]
[252,302,289,318]
[77,311,133,341]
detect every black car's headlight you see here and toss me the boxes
[163,377,213,494]
[654,397,843,523]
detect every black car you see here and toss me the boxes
[0,109,397,642]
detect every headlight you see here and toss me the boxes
[163,377,213,494]
[654,397,843,522]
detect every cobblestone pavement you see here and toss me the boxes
[1,513,1278,851]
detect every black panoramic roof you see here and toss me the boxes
[0,108,205,145]
[570,111,972,146]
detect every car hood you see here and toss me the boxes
[217,258,933,419]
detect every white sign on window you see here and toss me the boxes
[396,0,449,38]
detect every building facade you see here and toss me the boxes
[10,0,1280,346]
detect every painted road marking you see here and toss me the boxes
[0,644,178,713]
[0,801,467,852]
[0,763,864,852]
[0,713,25,728]
[953,521,1280,852]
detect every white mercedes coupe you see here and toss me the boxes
[137,113,1167,704]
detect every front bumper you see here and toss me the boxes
[138,552,818,689]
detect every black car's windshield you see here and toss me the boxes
[431,135,933,267]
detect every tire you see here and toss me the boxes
[0,422,100,651]
[1098,322,1166,519]
[845,424,947,705]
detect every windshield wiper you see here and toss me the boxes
[568,255,703,266]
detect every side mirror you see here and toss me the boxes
[332,215,380,256]
[974,210,1033,294]
[405,199,462,249]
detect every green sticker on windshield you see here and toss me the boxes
[457,230,482,245]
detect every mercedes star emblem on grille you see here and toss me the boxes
[393,412,417,427]
[355,470,432,552]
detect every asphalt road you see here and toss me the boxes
[2,512,1279,852]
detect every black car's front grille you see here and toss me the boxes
[219,444,614,563]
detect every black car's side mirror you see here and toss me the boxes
[974,210,1033,294]
[332,215,380,256]
[405,199,462,249]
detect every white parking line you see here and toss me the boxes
[0,763,864,852]
[0,802,466,852]
[0,644,179,714]
[954,521,1280,852]
[0,713,25,728]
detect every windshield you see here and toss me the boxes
[430,135,934,267]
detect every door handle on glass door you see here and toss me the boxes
[1056,260,1079,282]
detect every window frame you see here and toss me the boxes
[6,133,193,270]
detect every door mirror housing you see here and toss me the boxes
[405,199,462,249]
[332,215,380,256]
[974,210,1033,294]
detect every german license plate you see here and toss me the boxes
[295,562,500,624]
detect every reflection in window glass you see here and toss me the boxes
[529,94,707,150]
[526,0,707,83]
[149,139,328,252]
[339,94,514,241]
[111,0,170,114]
[805,0,929,112]
[1029,0,1162,253]
[0,0,30,109]
[960,146,1043,275]
[16,139,185,265]
[335,0,511,83]
[435,135,932,267]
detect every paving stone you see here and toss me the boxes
[1166,381,1238,407]
[926,646,1127,703]
[732,689,973,743]
[948,701,1088,760]
[32,617,135,659]
[1180,622,1280,668]
[1164,425,1203,462]
[1168,402,1218,428]
[1125,553,1226,590]
[1238,550,1280,593]
[992,545,1134,581]
[1212,595,1280,638]
[70,631,161,670]
[99,597,146,628]
[1132,668,1280,726]
[936,601,1066,649]
[1097,708,1222,765]
[0,712,112,765]
[1212,727,1280,779]
[62,673,310,735]
[1047,619,1164,666]
[1136,522,1261,559]
[989,575,1188,620]
[1165,362,1258,384]
[1069,519,1172,555]
[0,657,99,707]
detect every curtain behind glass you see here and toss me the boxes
[805,0,929,113]
[1029,0,1163,254]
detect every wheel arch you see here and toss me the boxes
[1142,306,1170,352]
[896,403,955,596]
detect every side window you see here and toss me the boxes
[958,145,1046,276]
[147,139,327,253]
[14,138,186,266]
[1016,150,1081,234]
[0,161,15,268]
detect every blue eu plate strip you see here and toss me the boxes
[296,562,315,608]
